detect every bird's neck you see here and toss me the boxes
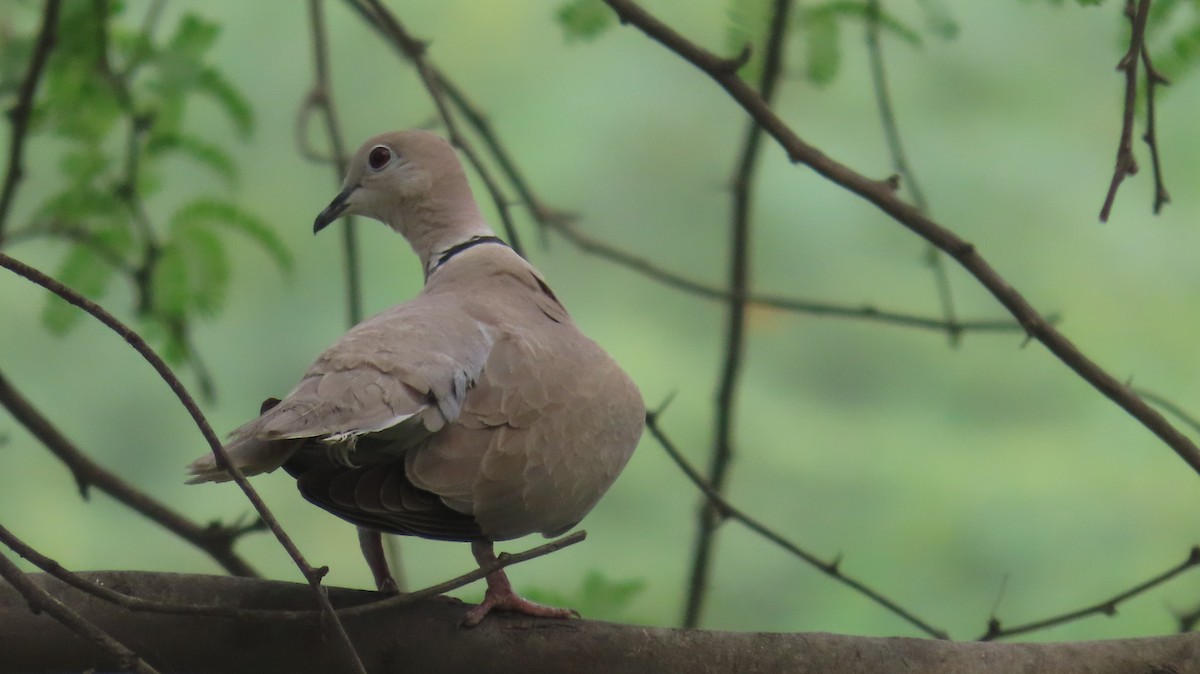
[393,186,496,273]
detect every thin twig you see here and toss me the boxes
[341,530,588,616]
[979,546,1200,640]
[645,411,948,639]
[0,252,368,674]
[600,0,1200,478]
[551,215,1026,336]
[1139,39,1170,214]
[0,548,163,674]
[864,0,959,346]
[1100,0,1151,222]
[303,0,403,590]
[1135,388,1200,435]
[436,76,574,229]
[302,0,364,328]
[683,0,792,629]
[0,368,260,577]
[0,0,62,246]
[342,0,526,257]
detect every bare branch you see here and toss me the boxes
[683,0,792,629]
[1099,0,1152,222]
[864,0,959,345]
[1139,37,1170,214]
[1135,388,1200,435]
[0,0,62,246]
[342,0,527,257]
[550,215,1026,336]
[0,368,259,577]
[980,546,1200,640]
[301,0,364,328]
[436,76,574,230]
[342,530,588,616]
[0,252,368,674]
[645,410,948,639]
[599,0,1200,478]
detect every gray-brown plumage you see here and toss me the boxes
[186,130,644,625]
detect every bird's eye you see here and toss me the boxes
[368,145,393,171]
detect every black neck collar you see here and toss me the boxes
[427,235,508,277]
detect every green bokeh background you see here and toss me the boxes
[2,1,1199,640]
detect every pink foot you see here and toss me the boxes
[461,582,579,627]
[461,539,578,627]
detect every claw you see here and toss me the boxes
[462,539,578,627]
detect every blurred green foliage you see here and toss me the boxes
[1,1,288,376]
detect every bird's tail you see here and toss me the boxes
[185,435,299,484]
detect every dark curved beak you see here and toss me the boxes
[313,185,356,234]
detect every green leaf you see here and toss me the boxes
[145,132,238,185]
[57,146,112,186]
[37,186,123,226]
[810,1,922,47]
[176,223,230,317]
[556,0,614,42]
[522,571,647,622]
[915,0,959,39]
[802,9,841,86]
[170,198,293,275]
[144,14,222,134]
[41,244,117,335]
[151,243,190,321]
[196,67,255,138]
[726,0,773,81]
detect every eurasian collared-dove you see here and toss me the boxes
[186,130,644,625]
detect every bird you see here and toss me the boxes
[186,129,644,626]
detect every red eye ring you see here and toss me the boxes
[368,145,392,171]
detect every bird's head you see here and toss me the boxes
[314,130,493,268]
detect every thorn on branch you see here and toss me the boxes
[719,44,753,74]
[1100,0,1153,222]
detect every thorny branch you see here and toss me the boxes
[980,546,1200,640]
[551,215,1027,336]
[341,0,1023,342]
[600,0,1200,478]
[645,409,948,639]
[863,0,959,345]
[0,0,61,246]
[1139,23,1170,215]
[1137,388,1200,435]
[0,252,368,674]
[1100,0,1167,222]
[301,0,409,591]
[0,369,260,578]
[341,0,526,257]
[682,0,791,629]
[300,0,364,328]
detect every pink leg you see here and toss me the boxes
[461,539,579,627]
[358,527,398,594]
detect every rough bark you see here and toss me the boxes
[0,571,1196,674]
